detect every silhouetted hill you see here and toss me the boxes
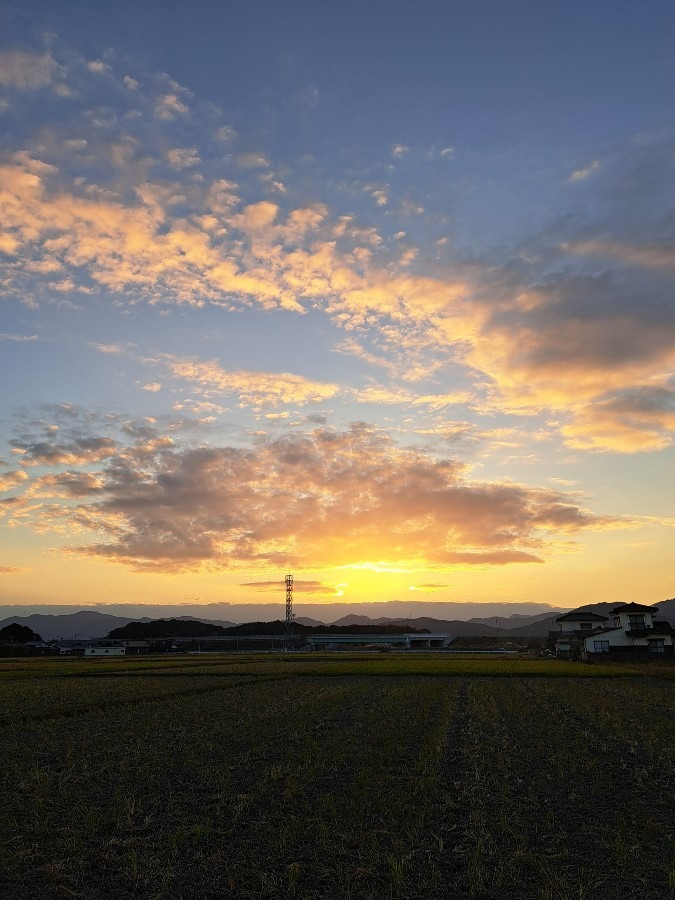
[331,614,392,626]
[468,611,562,629]
[386,617,500,636]
[0,611,151,640]
[109,619,233,639]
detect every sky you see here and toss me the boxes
[1,1,674,619]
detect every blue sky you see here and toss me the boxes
[1,1,674,616]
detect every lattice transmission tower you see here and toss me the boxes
[284,573,294,651]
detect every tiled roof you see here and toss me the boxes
[556,611,608,622]
[610,602,657,614]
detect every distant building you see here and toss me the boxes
[306,633,453,650]
[82,646,125,657]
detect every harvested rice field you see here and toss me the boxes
[1,655,673,899]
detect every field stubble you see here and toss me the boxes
[0,656,673,899]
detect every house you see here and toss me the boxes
[583,602,673,657]
[550,610,608,658]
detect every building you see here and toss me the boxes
[306,633,453,650]
[82,646,125,657]
[583,602,673,657]
[550,610,609,658]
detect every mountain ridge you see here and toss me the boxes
[2,599,672,640]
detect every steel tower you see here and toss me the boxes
[284,573,294,650]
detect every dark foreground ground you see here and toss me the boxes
[1,655,673,899]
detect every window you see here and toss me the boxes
[593,640,610,653]
[613,617,621,627]
[628,615,645,628]
[580,622,593,630]
[648,640,665,654]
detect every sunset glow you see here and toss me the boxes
[1,2,674,617]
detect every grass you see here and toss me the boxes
[1,655,673,898]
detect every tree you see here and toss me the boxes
[0,623,42,643]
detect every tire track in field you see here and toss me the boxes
[411,678,472,898]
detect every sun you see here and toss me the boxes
[330,563,415,602]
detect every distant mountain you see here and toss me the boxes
[0,611,153,640]
[331,614,392,626]
[653,598,675,623]
[386,617,499,637]
[166,615,236,628]
[505,616,558,637]
[295,616,326,627]
[1,599,670,642]
[468,611,563,629]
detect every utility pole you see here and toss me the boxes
[284,574,294,651]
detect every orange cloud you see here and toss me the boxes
[560,385,675,452]
[0,470,29,491]
[167,358,341,408]
[2,51,674,460]
[7,422,619,573]
[11,435,118,467]
[240,580,340,595]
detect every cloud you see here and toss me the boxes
[0,566,30,575]
[167,358,341,408]
[165,147,201,169]
[0,49,60,89]
[0,470,29,491]
[5,420,619,573]
[565,238,675,273]
[142,383,162,393]
[155,93,189,119]
[11,435,118,467]
[392,144,409,158]
[237,151,270,169]
[93,343,130,355]
[560,385,675,452]
[409,583,449,592]
[87,60,111,75]
[2,43,674,456]
[240,580,340,595]
[27,471,104,498]
[460,264,675,450]
[568,160,600,182]
[0,333,39,342]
